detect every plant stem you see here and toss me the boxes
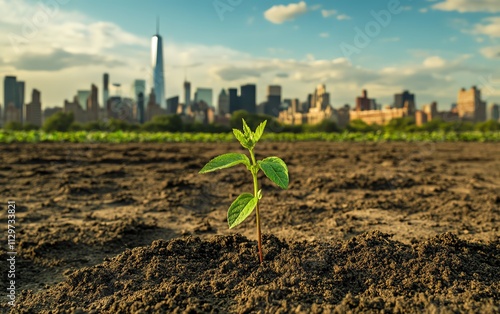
[250,149,263,264]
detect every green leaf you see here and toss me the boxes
[254,120,267,142]
[258,157,289,189]
[242,118,252,136]
[199,153,250,173]
[232,129,251,149]
[227,193,258,229]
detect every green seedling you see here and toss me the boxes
[199,119,289,263]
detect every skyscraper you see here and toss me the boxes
[3,76,17,122]
[218,89,229,115]
[394,90,415,109]
[228,88,239,113]
[17,81,25,123]
[25,89,42,127]
[194,88,213,107]
[184,80,191,106]
[240,84,256,114]
[133,79,146,122]
[87,84,99,122]
[167,96,179,114]
[77,90,90,110]
[266,85,281,117]
[151,19,166,109]
[103,73,109,108]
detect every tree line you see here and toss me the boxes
[3,110,499,133]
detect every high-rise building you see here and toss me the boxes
[228,88,239,113]
[137,92,145,124]
[167,96,179,114]
[489,103,499,121]
[218,89,229,115]
[457,86,486,122]
[356,90,375,111]
[17,81,25,123]
[133,80,146,123]
[151,20,166,109]
[194,88,213,107]
[184,80,191,107]
[240,84,256,114]
[87,84,99,122]
[394,90,415,109]
[25,89,42,127]
[310,84,330,112]
[77,90,90,110]
[64,96,86,124]
[133,80,146,99]
[266,85,281,117]
[103,73,109,109]
[3,76,18,123]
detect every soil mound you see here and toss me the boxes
[12,232,500,313]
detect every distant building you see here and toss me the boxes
[146,88,166,121]
[3,76,25,124]
[87,84,99,122]
[194,88,213,107]
[17,81,25,124]
[136,92,145,123]
[3,76,18,123]
[489,103,499,121]
[240,84,256,114]
[103,73,109,110]
[265,85,281,117]
[151,21,166,109]
[218,89,229,115]
[356,89,375,111]
[184,80,191,110]
[25,89,42,127]
[415,101,459,126]
[457,86,486,122]
[350,104,414,125]
[228,88,240,113]
[310,84,330,113]
[77,90,90,111]
[279,84,336,125]
[64,96,86,123]
[166,96,179,114]
[394,90,415,112]
[133,79,146,123]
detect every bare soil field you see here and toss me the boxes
[1,142,499,313]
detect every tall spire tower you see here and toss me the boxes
[151,16,166,108]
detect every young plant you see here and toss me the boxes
[199,119,289,263]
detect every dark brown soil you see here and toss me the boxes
[1,142,499,313]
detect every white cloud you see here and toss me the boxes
[472,17,500,38]
[319,32,330,38]
[423,56,446,68]
[337,14,351,21]
[264,1,308,24]
[419,8,429,13]
[321,9,337,18]
[310,4,322,11]
[480,46,500,59]
[432,0,500,13]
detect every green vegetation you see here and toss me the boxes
[0,130,499,143]
[1,111,499,142]
[199,119,289,263]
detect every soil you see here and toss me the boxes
[0,142,499,313]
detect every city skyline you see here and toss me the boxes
[0,0,499,108]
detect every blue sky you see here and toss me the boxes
[1,0,499,109]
